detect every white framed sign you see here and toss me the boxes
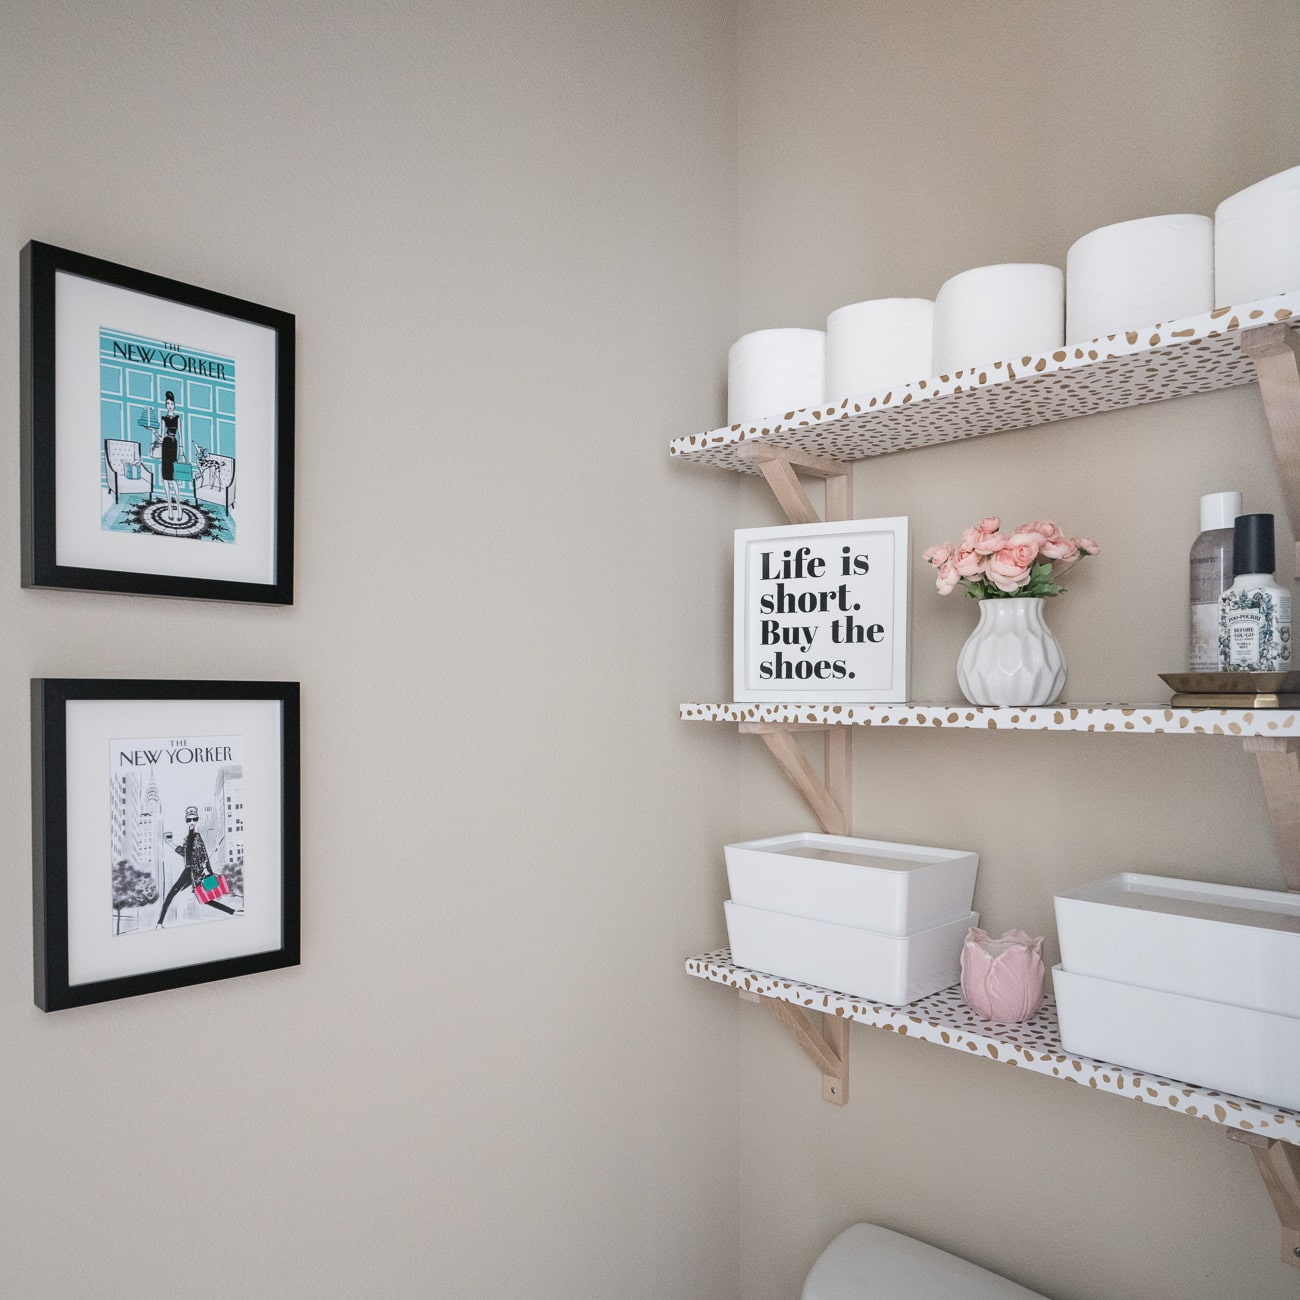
[734,517,909,702]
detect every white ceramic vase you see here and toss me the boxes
[957,597,1066,706]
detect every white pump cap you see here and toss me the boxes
[1201,491,1242,532]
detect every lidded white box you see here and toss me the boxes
[1054,873,1300,1017]
[724,832,978,935]
[724,901,978,1005]
[1053,964,1300,1112]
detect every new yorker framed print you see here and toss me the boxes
[32,679,300,1010]
[734,517,909,702]
[21,241,294,603]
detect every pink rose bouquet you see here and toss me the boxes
[923,517,1099,599]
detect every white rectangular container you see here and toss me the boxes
[1054,873,1300,1017]
[724,900,977,1004]
[1053,964,1300,1111]
[724,832,979,934]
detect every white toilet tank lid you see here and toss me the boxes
[802,1224,1046,1300]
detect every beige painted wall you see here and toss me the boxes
[5,3,1300,1298]
[0,3,750,1296]
[723,2,1300,1298]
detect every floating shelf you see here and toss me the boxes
[686,949,1300,1142]
[669,292,1300,472]
[680,701,1300,737]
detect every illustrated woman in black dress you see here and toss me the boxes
[158,391,183,522]
[156,805,235,927]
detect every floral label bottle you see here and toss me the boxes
[1221,587,1291,670]
[1218,513,1292,672]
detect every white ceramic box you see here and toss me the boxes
[1054,873,1300,1017]
[724,900,978,1004]
[1053,965,1300,1111]
[724,833,979,934]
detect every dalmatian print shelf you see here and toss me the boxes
[687,950,1300,1141]
[680,702,1300,735]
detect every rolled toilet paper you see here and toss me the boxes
[727,328,825,427]
[1066,214,1213,343]
[1215,165,1300,306]
[825,298,934,399]
[933,263,1063,374]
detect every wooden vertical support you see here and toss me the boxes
[734,445,855,836]
[740,723,849,836]
[1240,324,1300,577]
[734,443,857,1097]
[824,466,853,523]
[766,998,850,1105]
[1243,737,1300,892]
[825,727,852,831]
[1227,1130,1300,1267]
[819,1011,850,1104]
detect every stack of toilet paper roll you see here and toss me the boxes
[723,166,1300,430]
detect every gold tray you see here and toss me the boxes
[1160,671,1300,695]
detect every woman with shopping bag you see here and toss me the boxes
[156,805,236,928]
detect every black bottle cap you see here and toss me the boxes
[1233,513,1275,577]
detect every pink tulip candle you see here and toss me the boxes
[960,927,1047,1022]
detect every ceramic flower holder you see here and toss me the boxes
[922,517,1098,705]
[960,927,1046,1022]
[956,595,1066,705]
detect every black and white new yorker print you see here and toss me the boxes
[109,734,245,935]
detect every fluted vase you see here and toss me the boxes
[956,596,1066,707]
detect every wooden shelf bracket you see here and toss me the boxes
[1243,736,1300,892]
[1227,1129,1300,1268]
[740,722,852,837]
[1240,323,1300,578]
[738,987,850,1104]
[738,444,854,525]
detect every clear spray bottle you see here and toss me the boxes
[1189,491,1240,671]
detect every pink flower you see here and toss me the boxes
[972,530,1008,556]
[923,543,955,568]
[1075,537,1100,556]
[1001,532,1043,567]
[1016,519,1061,541]
[1039,535,1079,562]
[961,520,1007,554]
[985,547,1033,592]
[935,560,960,595]
[960,928,1046,1022]
[985,566,1030,593]
[953,548,984,578]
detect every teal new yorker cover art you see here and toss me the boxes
[99,328,238,542]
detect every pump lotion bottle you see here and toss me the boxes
[1219,513,1292,671]
[1190,491,1240,671]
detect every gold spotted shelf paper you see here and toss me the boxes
[669,292,1300,472]
[686,950,1300,1140]
[680,702,1300,737]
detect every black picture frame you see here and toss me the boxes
[21,241,294,603]
[32,678,301,1011]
